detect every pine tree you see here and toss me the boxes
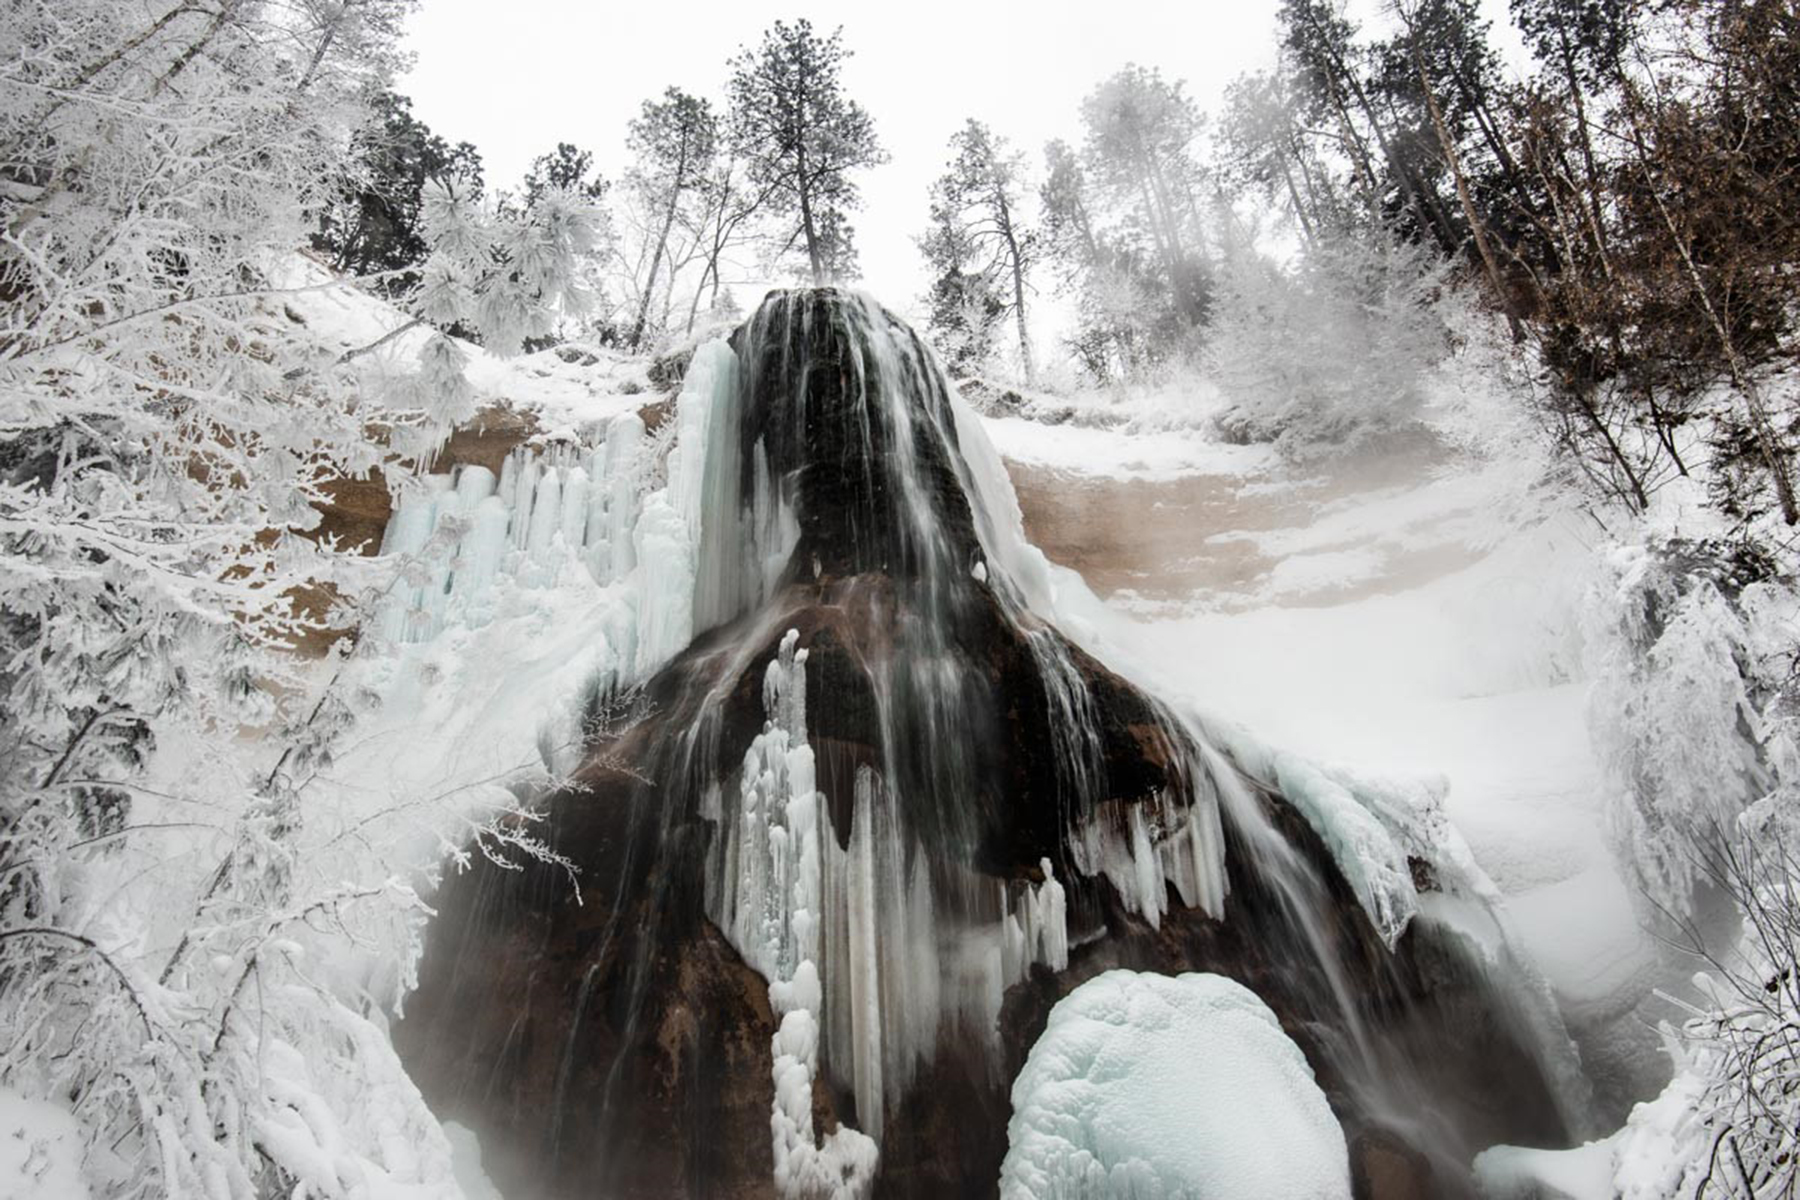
[523,142,610,209]
[1080,65,1213,330]
[920,120,1036,380]
[726,19,887,284]
[625,88,718,348]
[311,91,485,289]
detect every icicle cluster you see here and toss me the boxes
[1070,786,1227,931]
[375,415,644,643]
[373,341,748,695]
[735,630,880,1198]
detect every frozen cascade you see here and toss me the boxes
[1189,725,1595,1169]
[397,290,1594,1198]
[736,630,880,1198]
[697,292,1209,1144]
[371,339,744,697]
[714,640,1074,1147]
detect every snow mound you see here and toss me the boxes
[0,1089,90,1199]
[999,971,1351,1200]
[1473,1138,1616,1200]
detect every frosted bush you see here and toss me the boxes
[1582,539,1795,927]
[1207,232,1450,456]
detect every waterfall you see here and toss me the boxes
[394,289,1590,1200]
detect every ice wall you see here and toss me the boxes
[373,342,742,695]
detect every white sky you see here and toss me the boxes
[400,0,1525,324]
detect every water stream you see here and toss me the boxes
[394,288,1590,1199]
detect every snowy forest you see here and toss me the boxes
[2,0,1799,1197]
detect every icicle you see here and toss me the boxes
[709,629,879,1196]
[558,465,589,553]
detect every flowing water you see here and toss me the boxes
[395,288,1590,1198]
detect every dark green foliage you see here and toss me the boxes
[726,20,886,284]
[311,91,483,289]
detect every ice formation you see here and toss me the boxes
[999,970,1352,1200]
[373,342,743,712]
[389,289,1591,1195]
[711,628,1075,1152]
[716,621,1080,1189]
[731,629,881,1197]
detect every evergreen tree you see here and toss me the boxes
[1218,67,1343,246]
[1079,65,1212,330]
[920,120,1036,380]
[726,19,887,284]
[311,91,484,289]
[523,142,609,209]
[625,88,718,348]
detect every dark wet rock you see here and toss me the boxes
[1350,1126,1438,1200]
[648,345,693,393]
[396,289,1576,1199]
[956,378,1026,417]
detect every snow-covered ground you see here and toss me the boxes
[984,402,1670,1122]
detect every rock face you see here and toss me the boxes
[395,290,1576,1200]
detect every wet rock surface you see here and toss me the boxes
[396,291,1573,1200]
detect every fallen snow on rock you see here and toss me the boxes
[999,970,1351,1200]
[1473,1138,1616,1200]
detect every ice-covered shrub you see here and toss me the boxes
[1577,822,1800,1200]
[1583,538,1796,928]
[1207,232,1450,456]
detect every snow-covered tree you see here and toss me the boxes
[311,90,486,288]
[1583,540,1795,932]
[0,2,597,1193]
[727,19,887,284]
[624,89,717,349]
[919,120,1037,381]
[1207,230,1449,453]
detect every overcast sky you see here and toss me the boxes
[400,0,1524,322]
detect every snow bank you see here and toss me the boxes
[0,1089,90,1200]
[984,414,1276,483]
[274,253,651,434]
[1473,1139,1616,1200]
[999,971,1351,1200]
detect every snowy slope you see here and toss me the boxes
[274,253,654,436]
[982,401,1665,1120]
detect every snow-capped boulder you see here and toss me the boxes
[1000,970,1352,1200]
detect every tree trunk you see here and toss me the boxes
[996,190,1032,382]
[1409,32,1525,341]
[1559,23,1613,275]
[1623,86,1798,523]
[630,127,694,349]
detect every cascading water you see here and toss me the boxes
[393,289,1590,1199]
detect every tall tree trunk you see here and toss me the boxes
[1621,83,1797,523]
[630,203,676,350]
[630,128,694,349]
[996,190,1032,382]
[1559,23,1613,275]
[1279,157,1317,247]
[1409,32,1524,341]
